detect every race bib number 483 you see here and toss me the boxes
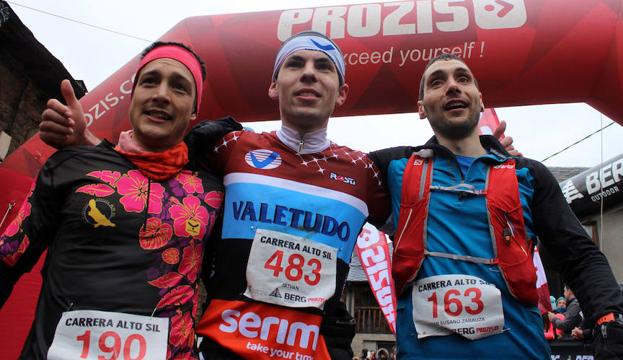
[412,274,504,340]
[47,310,169,360]
[245,229,337,309]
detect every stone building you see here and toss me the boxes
[344,251,395,358]
[0,4,85,358]
[0,0,85,162]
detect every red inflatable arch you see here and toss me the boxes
[1,0,622,357]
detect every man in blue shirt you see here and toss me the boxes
[370,53,623,359]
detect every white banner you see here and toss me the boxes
[355,223,397,334]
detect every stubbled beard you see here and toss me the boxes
[428,108,480,140]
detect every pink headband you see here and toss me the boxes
[132,45,204,113]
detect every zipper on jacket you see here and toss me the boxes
[0,201,16,229]
[395,208,414,249]
[502,212,514,245]
[141,179,152,234]
[298,139,304,153]
[503,212,527,256]
[452,155,470,200]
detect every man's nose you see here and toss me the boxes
[152,83,171,102]
[300,61,317,82]
[445,78,461,94]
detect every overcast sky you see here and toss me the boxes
[8,0,623,168]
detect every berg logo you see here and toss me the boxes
[245,149,282,170]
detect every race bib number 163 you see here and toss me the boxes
[412,274,504,340]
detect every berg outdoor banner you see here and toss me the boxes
[561,153,623,219]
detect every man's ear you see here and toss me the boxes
[479,93,485,111]
[268,82,279,100]
[417,100,427,119]
[335,83,349,106]
[190,113,197,122]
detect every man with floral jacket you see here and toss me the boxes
[0,41,222,359]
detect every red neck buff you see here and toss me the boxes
[115,131,189,181]
[117,44,203,180]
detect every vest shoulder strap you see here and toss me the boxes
[400,151,434,206]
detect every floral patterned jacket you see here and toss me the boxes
[0,141,223,359]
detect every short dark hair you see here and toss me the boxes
[141,41,207,81]
[418,53,478,100]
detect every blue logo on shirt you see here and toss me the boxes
[231,200,351,241]
[245,150,282,169]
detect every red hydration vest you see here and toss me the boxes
[392,151,538,306]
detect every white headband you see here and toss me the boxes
[272,32,346,84]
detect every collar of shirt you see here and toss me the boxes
[276,125,330,154]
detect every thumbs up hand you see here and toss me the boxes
[40,79,98,148]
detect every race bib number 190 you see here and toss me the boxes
[245,229,337,309]
[47,310,169,360]
[412,274,504,340]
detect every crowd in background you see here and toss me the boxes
[353,347,396,360]
[545,284,623,343]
